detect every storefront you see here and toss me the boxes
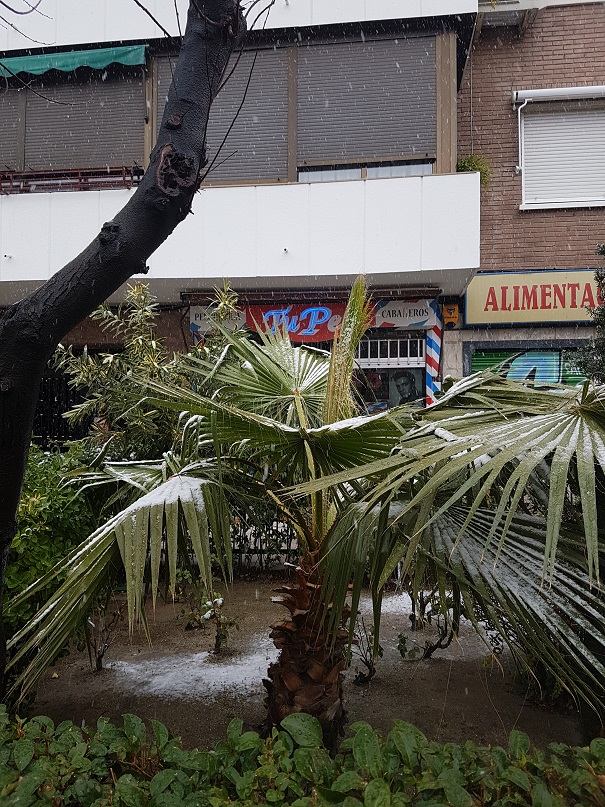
[462,269,598,385]
[190,297,443,407]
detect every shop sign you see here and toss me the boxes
[189,306,246,341]
[465,270,601,325]
[191,298,441,343]
[247,303,347,342]
[374,299,440,329]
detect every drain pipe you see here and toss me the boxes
[515,98,529,175]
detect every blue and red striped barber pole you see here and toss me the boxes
[425,302,442,405]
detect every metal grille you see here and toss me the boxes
[356,336,425,368]
[157,48,289,183]
[0,166,143,194]
[33,370,88,449]
[298,37,436,163]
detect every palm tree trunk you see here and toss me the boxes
[263,556,350,750]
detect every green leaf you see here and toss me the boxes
[150,769,179,798]
[114,774,147,807]
[353,725,383,779]
[12,737,35,772]
[531,782,553,807]
[504,766,531,792]
[293,747,334,784]
[236,731,262,751]
[227,718,243,745]
[363,779,391,807]
[123,714,146,745]
[589,737,605,761]
[509,730,531,761]
[151,719,170,750]
[332,771,365,793]
[281,714,324,748]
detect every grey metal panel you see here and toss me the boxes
[24,73,145,170]
[157,48,288,182]
[297,37,436,163]
[0,87,23,170]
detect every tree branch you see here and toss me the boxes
[0,0,246,695]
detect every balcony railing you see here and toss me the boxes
[0,166,144,195]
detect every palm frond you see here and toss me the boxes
[323,276,373,425]
[294,374,605,584]
[427,508,605,714]
[6,474,230,701]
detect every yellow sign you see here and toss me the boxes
[465,270,600,325]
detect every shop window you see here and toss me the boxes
[356,336,425,369]
[356,367,425,412]
[518,98,605,210]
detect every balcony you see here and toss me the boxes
[0,173,480,306]
[0,0,478,52]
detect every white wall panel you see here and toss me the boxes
[365,177,423,273]
[0,194,51,281]
[0,174,480,304]
[308,180,366,278]
[1,0,477,52]
[421,173,480,270]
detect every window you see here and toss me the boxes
[517,95,605,210]
[298,160,433,183]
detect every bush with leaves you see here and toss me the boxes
[1,708,605,806]
[54,282,242,463]
[4,445,97,636]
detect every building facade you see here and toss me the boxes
[449,0,604,384]
[1,0,482,435]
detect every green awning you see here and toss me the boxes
[0,45,146,78]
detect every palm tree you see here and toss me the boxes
[9,289,605,735]
[6,279,407,745]
[298,372,605,717]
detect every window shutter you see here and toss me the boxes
[297,37,436,164]
[157,48,288,183]
[522,101,605,207]
[24,73,145,171]
[0,87,22,170]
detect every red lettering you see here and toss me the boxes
[580,282,596,308]
[568,283,580,308]
[553,284,566,309]
[521,285,538,309]
[540,285,552,309]
[500,286,512,311]
[484,286,498,312]
[513,286,520,310]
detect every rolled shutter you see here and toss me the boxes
[24,73,145,170]
[157,48,288,182]
[297,37,436,164]
[522,100,605,206]
[0,87,23,170]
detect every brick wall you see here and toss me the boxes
[458,3,605,273]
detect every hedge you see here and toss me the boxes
[1,706,604,806]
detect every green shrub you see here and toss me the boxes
[1,708,604,806]
[4,445,97,634]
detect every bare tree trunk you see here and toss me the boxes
[0,0,245,696]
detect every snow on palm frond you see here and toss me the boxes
[6,473,230,702]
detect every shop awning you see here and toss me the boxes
[0,45,146,78]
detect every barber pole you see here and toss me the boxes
[425,303,442,405]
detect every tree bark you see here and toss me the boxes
[264,557,350,751]
[0,0,245,695]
